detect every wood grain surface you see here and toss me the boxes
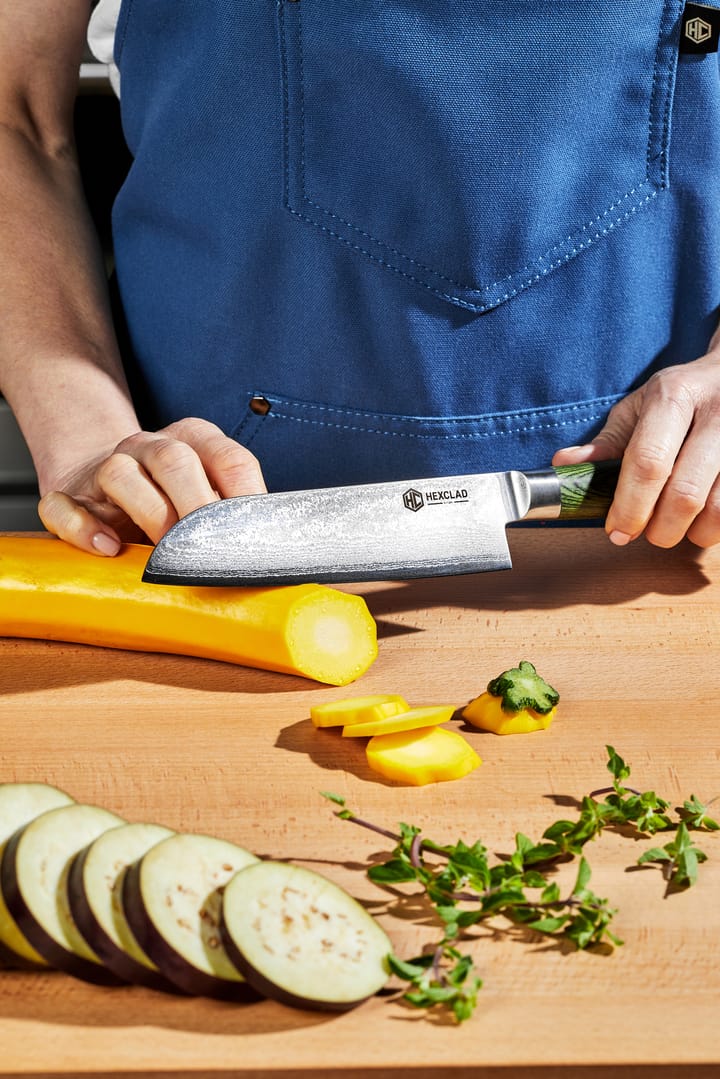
[0,528,719,1078]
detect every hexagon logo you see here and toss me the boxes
[403,488,424,512]
[686,16,712,43]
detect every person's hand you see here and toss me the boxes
[553,344,720,550]
[38,417,266,555]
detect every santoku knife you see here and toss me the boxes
[143,460,620,586]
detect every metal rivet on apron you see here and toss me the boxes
[249,395,272,416]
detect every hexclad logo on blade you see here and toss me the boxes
[403,488,424,512]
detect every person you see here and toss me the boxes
[1,0,719,560]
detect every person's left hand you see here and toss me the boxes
[552,337,720,550]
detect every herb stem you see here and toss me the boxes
[335,811,401,844]
[431,945,445,983]
[409,832,424,869]
[524,895,604,913]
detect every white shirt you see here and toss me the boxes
[87,0,122,95]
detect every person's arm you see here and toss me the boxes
[553,328,720,549]
[0,0,265,556]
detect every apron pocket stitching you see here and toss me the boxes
[289,196,659,315]
[256,393,622,425]
[299,183,658,296]
[262,396,622,440]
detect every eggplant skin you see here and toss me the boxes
[66,851,179,994]
[0,936,44,972]
[0,827,122,987]
[121,860,259,1001]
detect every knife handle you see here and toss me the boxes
[554,460,621,520]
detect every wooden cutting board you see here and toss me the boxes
[0,528,719,1078]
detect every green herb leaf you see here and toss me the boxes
[386,953,433,979]
[527,914,569,933]
[540,881,561,904]
[606,745,631,789]
[388,948,482,1022]
[637,847,672,864]
[320,791,347,806]
[367,858,417,885]
[676,795,720,832]
[637,823,709,888]
[572,855,593,894]
[511,832,562,868]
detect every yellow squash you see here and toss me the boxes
[462,691,556,735]
[341,704,454,738]
[310,694,409,728]
[365,727,481,786]
[0,536,377,686]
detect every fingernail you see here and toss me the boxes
[558,444,595,457]
[92,532,121,556]
[609,530,632,547]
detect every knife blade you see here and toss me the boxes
[142,460,620,586]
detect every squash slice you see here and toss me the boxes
[366,727,481,786]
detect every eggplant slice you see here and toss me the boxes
[122,832,259,998]
[67,821,177,991]
[1,802,125,984]
[219,861,391,1011]
[0,782,75,968]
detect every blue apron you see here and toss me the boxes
[112,1,720,490]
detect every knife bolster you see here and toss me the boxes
[521,470,563,521]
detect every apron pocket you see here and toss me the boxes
[232,391,623,491]
[279,0,682,311]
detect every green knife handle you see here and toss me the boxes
[555,460,621,520]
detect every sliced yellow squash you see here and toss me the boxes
[365,727,481,786]
[310,694,409,728]
[341,704,454,738]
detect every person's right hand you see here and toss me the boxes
[37,417,267,555]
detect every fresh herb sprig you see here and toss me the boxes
[322,747,718,1022]
[322,798,620,1022]
[675,793,720,832]
[543,746,717,885]
[542,744,673,854]
[637,822,709,889]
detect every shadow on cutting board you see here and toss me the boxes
[359,530,710,622]
[0,965,336,1035]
